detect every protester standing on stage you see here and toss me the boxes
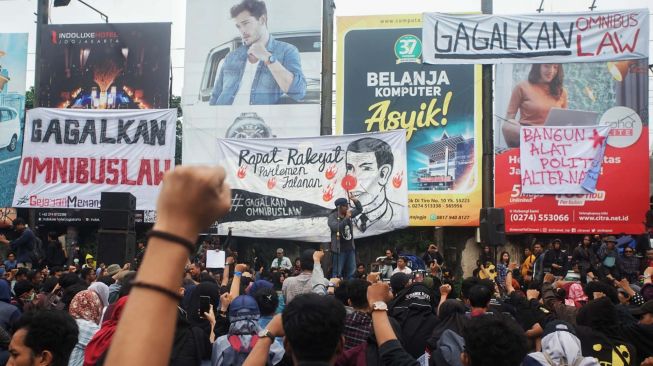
[328,193,362,279]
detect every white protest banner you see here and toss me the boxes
[216,130,409,242]
[519,126,610,194]
[423,9,649,64]
[13,108,176,210]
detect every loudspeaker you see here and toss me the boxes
[479,208,506,247]
[99,210,135,231]
[101,192,136,211]
[97,229,136,266]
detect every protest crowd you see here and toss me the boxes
[0,0,652,365]
[0,167,650,366]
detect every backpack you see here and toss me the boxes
[30,235,45,265]
[222,335,265,366]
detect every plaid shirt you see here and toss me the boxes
[620,255,640,275]
[343,311,372,350]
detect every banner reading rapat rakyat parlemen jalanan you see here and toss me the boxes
[37,23,171,109]
[494,58,648,234]
[13,109,177,211]
[182,0,322,167]
[216,131,409,242]
[337,15,482,226]
[0,33,28,207]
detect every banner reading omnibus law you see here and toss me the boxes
[422,9,649,64]
[336,15,482,226]
[494,60,648,234]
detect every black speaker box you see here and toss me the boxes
[99,210,135,231]
[97,229,136,266]
[101,192,136,211]
[479,208,506,247]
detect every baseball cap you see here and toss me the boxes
[631,300,653,317]
[604,235,617,243]
[229,295,260,321]
[247,280,273,296]
[106,264,121,277]
[334,198,348,207]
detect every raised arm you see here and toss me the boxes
[105,167,231,366]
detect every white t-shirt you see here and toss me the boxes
[392,266,412,275]
[233,59,259,105]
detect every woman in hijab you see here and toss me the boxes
[523,321,598,366]
[68,290,103,366]
[84,296,129,366]
[88,282,110,322]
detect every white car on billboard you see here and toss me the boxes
[0,106,19,151]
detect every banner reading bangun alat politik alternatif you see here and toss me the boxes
[336,15,482,227]
[493,57,648,234]
[12,108,176,210]
[215,130,409,242]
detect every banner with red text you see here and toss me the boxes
[12,108,176,210]
[423,9,649,64]
[215,130,409,242]
[494,59,648,234]
[520,125,610,194]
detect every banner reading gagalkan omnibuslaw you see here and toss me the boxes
[336,15,482,227]
[494,59,648,234]
[423,9,649,64]
[216,130,409,242]
[13,108,176,210]
[182,0,322,167]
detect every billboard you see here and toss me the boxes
[423,9,649,64]
[37,23,171,109]
[0,33,28,207]
[494,59,649,234]
[182,0,322,166]
[336,15,482,226]
[13,108,176,210]
[215,130,409,242]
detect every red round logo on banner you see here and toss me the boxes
[341,175,357,191]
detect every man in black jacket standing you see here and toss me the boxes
[0,218,36,269]
[543,239,568,277]
[328,193,362,279]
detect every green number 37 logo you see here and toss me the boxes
[394,35,422,64]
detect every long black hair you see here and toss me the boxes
[528,63,564,98]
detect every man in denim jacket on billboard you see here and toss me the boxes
[209,0,307,105]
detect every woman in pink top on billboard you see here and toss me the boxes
[501,63,569,147]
